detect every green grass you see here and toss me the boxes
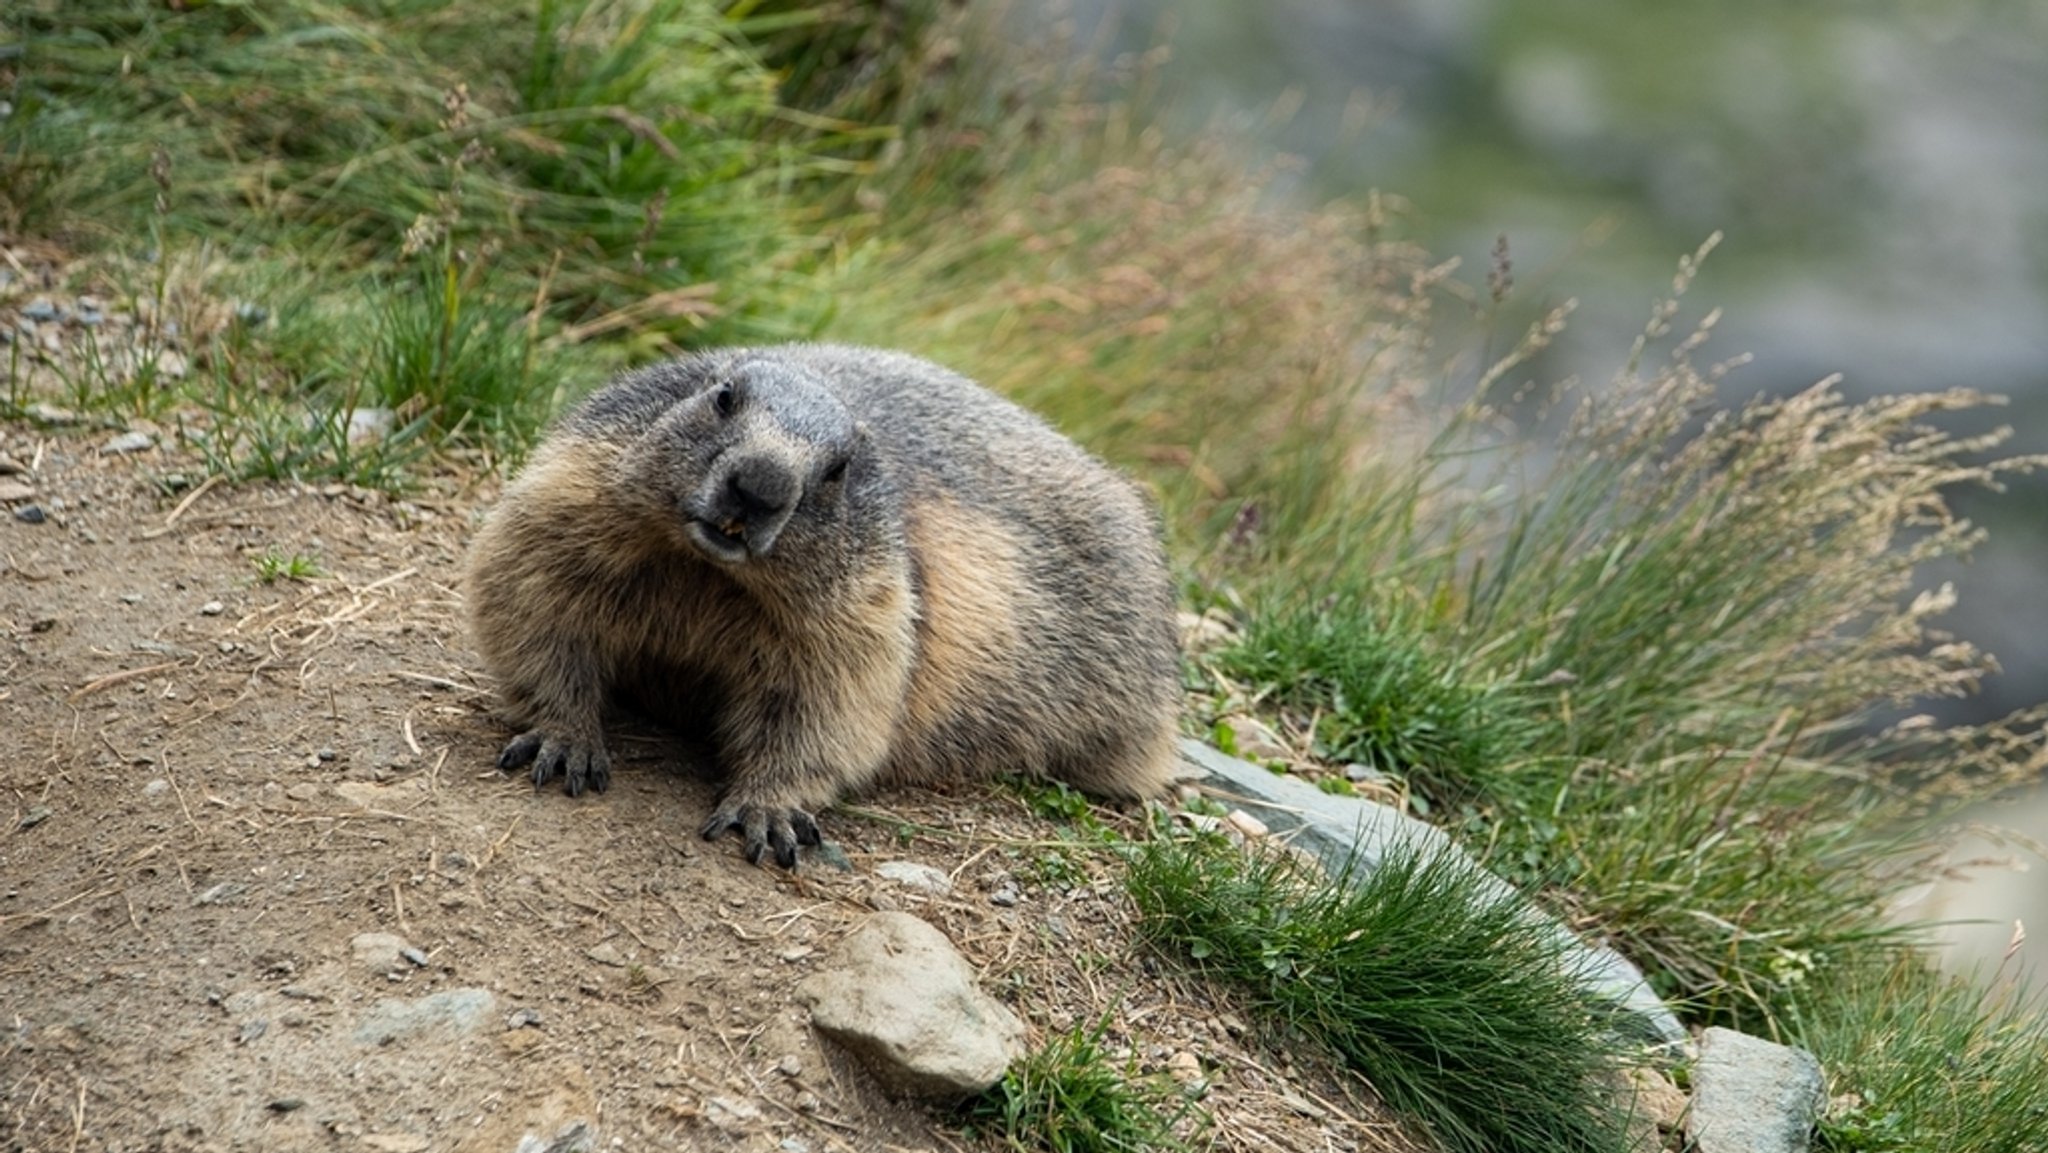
[7,0,824,347]
[1209,597,1527,807]
[1796,960,2048,1153]
[963,1018,1206,1153]
[252,547,324,585]
[1126,830,1639,1153]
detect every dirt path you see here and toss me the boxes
[0,426,1417,1153]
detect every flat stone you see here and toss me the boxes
[875,860,953,894]
[350,932,421,977]
[1179,739,1688,1048]
[0,480,33,502]
[797,912,1025,1098]
[100,431,155,455]
[1688,1027,1824,1153]
[353,987,497,1046]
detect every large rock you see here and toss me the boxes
[1179,739,1689,1049]
[1687,1026,1825,1153]
[797,912,1026,1098]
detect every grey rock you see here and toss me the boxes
[797,911,1026,1097]
[13,504,46,524]
[101,431,155,455]
[1179,739,1688,1048]
[199,600,225,616]
[349,931,422,977]
[353,987,497,1046]
[1688,1027,1824,1153]
[18,805,51,830]
[21,298,58,323]
[513,1120,594,1153]
[875,860,953,894]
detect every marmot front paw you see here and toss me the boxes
[498,729,613,797]
[699,794,823,869]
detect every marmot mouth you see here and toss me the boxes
[687,517,751,563]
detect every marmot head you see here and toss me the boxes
[620,358,887,577]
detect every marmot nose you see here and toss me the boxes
[727,459,796,520]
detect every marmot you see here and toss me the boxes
[465,344,1181,867]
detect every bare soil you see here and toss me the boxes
[0,411,1423,1153]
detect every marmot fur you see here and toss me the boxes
[465,344,1181,866]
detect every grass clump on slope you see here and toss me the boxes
[1127,829,1640,1153]
[964,1018,1206,1153]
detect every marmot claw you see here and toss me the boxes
[498,729,612,797]
[700,799,822,870]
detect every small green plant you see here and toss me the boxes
[1012,778,1108,835]
[1126,829,1636,1153]
[962,1017,1205,1153]
[252,547,325,584]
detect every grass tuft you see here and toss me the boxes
[963,1017,1205,1153]
[1126,829,1637,1153]
[1796,959,2048,1153]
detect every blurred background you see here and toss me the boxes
[1051,0,2048,971]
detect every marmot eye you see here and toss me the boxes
[822,456,849,484]
[712,385,736,417]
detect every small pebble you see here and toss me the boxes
[19,805,52,830]
[317,747,337,762]
[21,298,58,323]
[101,431,154,455]
[119,593,144,604]
[776,1055,802,1078]
[13,504,46,524]
[199,600,225,616]
[505,1007,543,1029]
[1225,809,1269,839]
[238,1019,268,1044]
[142,779,170,797]
[268,1097,306,1113]
[988,883,1022,908]
[399,946,429,968]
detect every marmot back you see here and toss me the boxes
[465,344,1182,866]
